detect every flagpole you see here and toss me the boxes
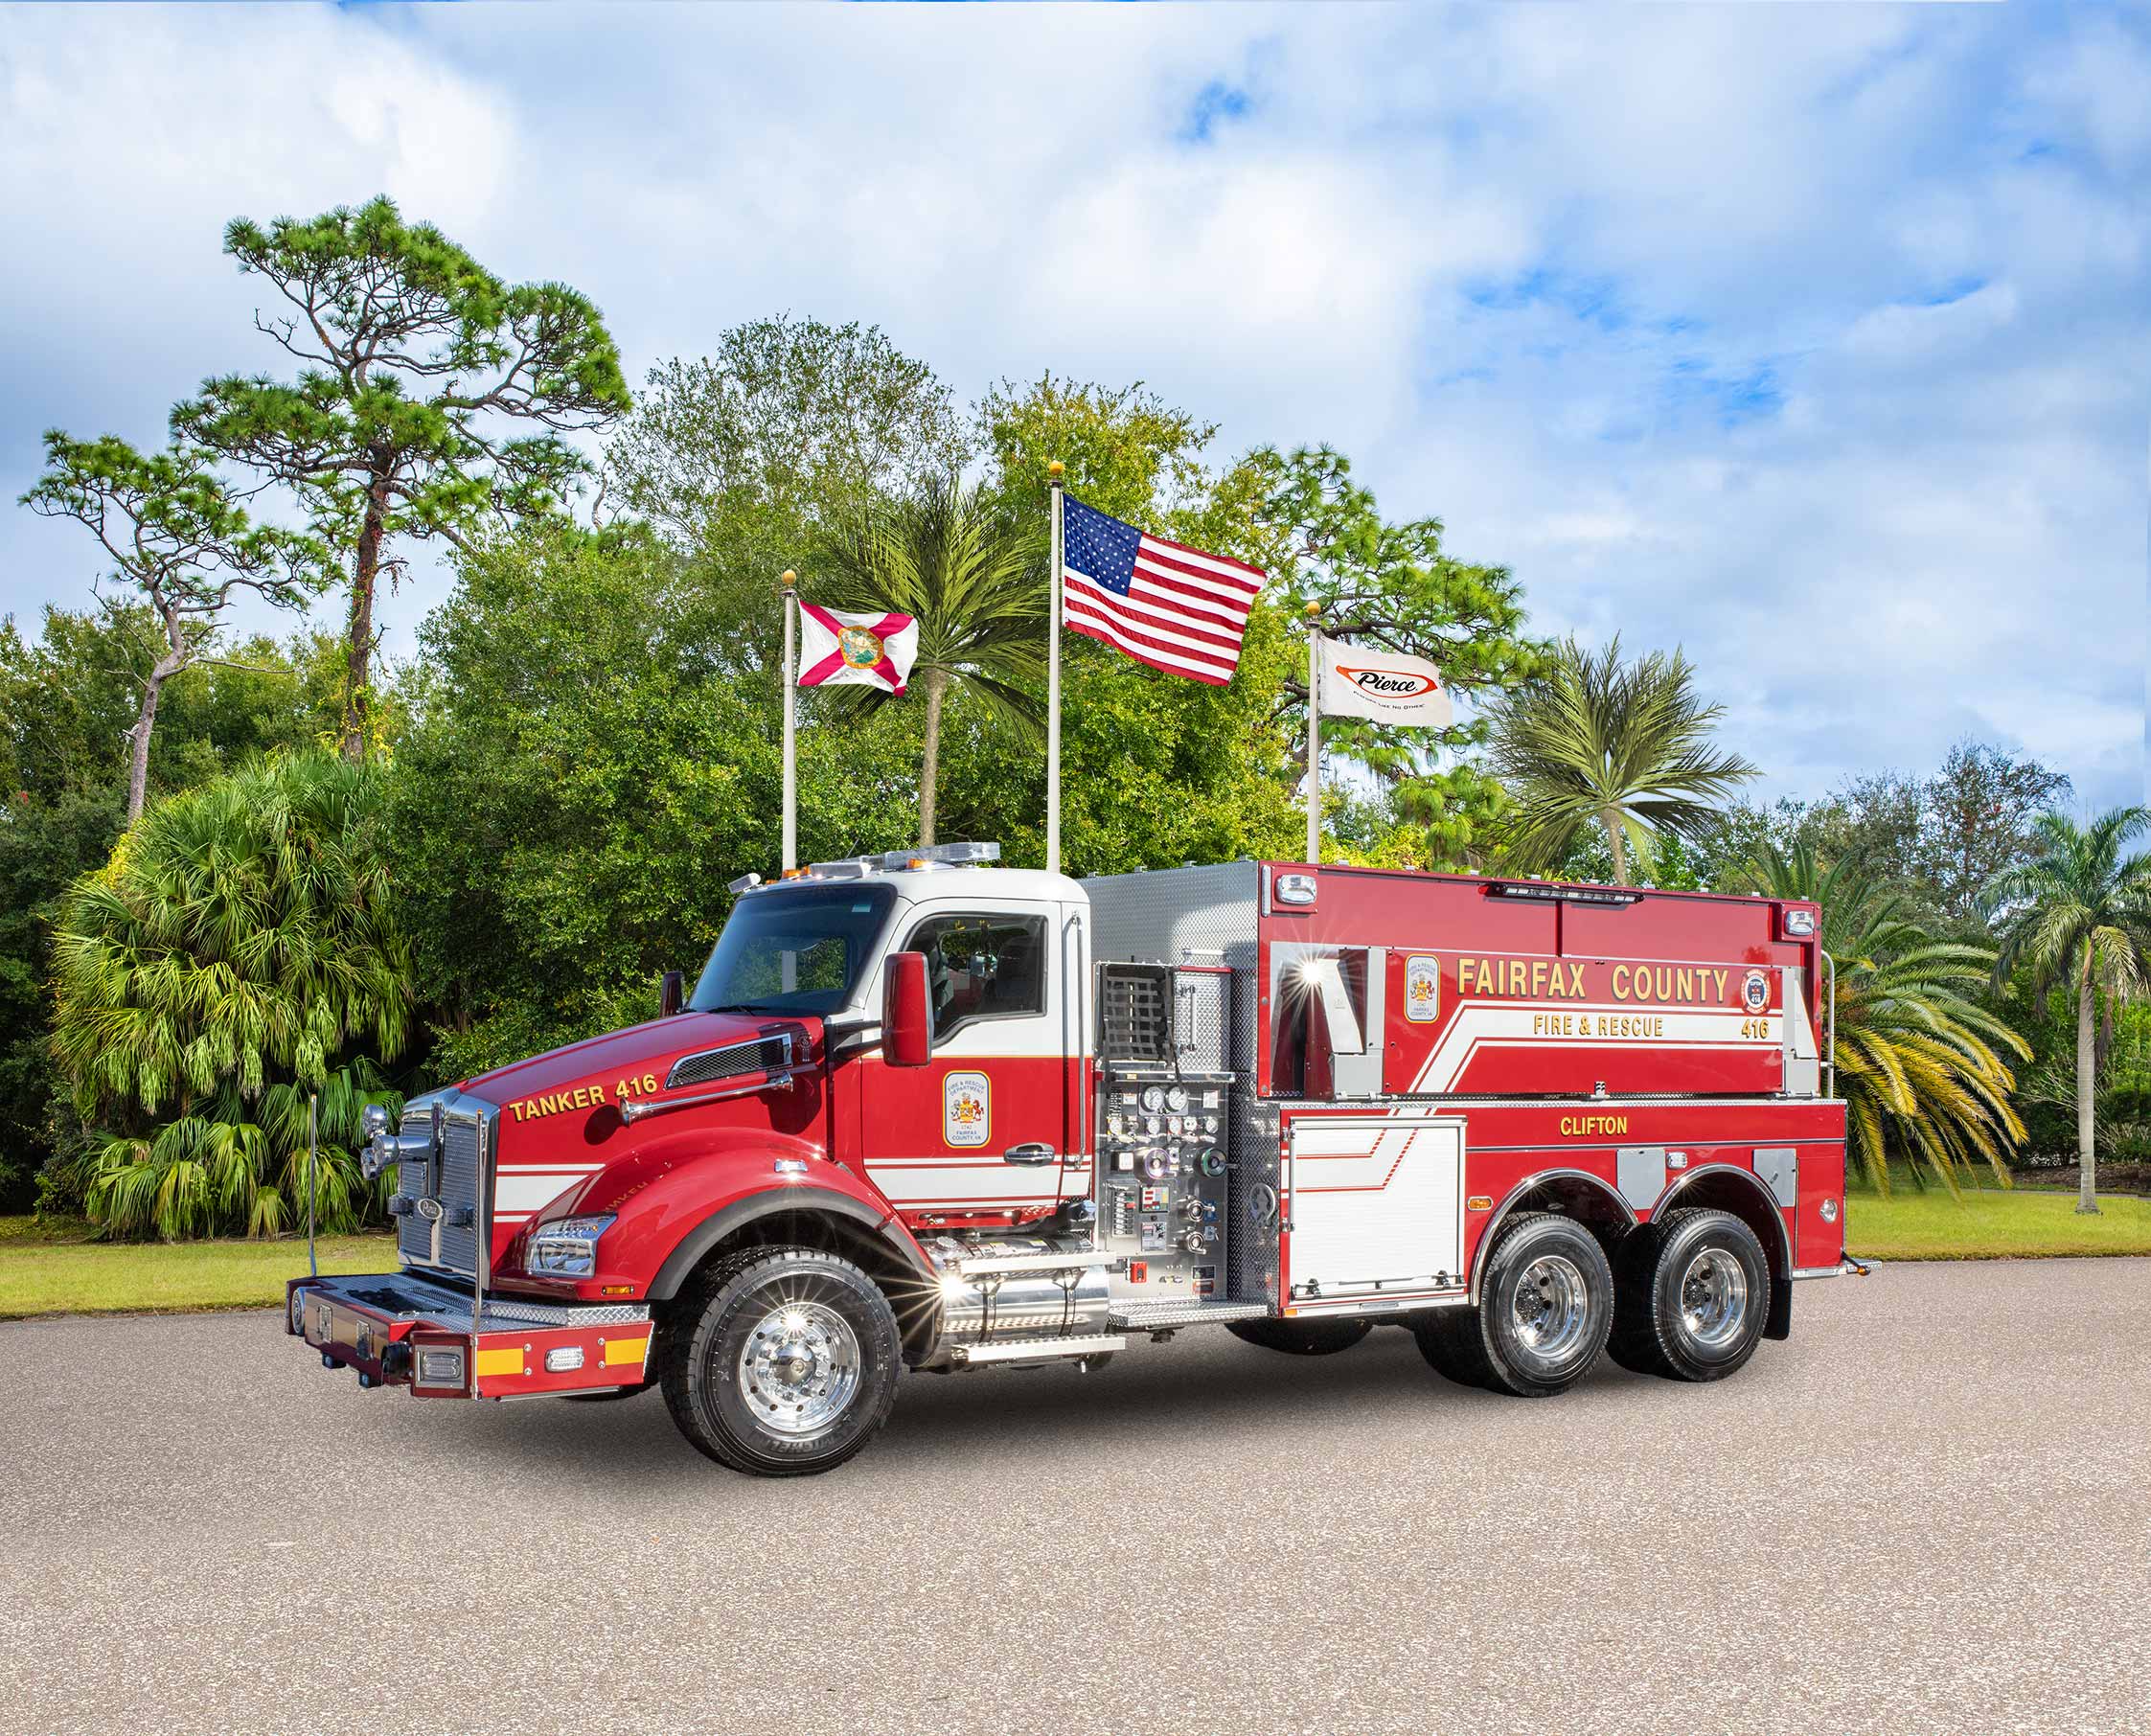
[1046,460,1064,877]
[1305,605,1322,864]
[781,569,798,873]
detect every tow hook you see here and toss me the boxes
[380,1342,413,1382]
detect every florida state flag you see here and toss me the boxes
[796,605,919,694]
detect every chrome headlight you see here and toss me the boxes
[528,1214,617,1277]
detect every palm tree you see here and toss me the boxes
[1485,634,1756,882]
[51,751,411,1239]
[1984,809,2151,1214]
[820,477,1046,845]
[1746,841,2027,1195]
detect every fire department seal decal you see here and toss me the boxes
[837,625,884,669]
[1741,970,1771,1015]
[1405,954,1440,1023]
[943,1070,990,1148]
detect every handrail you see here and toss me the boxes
[1820,948,1837,1098]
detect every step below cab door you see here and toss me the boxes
[1283,1114,1466,1311]
[857,898,1085,1226]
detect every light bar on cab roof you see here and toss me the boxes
[879,840,1000,870]
[1488,880,1642,907]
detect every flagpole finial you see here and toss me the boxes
[1304,602,1320,622]
[1047,460,1064,481]
[781,569,796,589]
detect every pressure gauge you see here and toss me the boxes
[1165,1116,1182,1136]
[1140,1085,1166,1112]
[1203,1115,1220,1133]
[1165,1085,1190,1113]
[1145,1117,1162,1136]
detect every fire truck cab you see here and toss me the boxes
[290,844,1847,1476]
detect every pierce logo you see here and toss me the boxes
[1337,665,1441,699]
[943,1070,990,1148]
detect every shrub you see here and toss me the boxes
[50,752,411,1238]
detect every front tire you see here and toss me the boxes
[659,1246,902,1476]
[1415,1213,1613,1398]
[1227,1316,1374,1356]
[1610,1209,1770,1382]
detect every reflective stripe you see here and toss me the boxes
[474,1346,524,1378]
[604,1337,650,1367]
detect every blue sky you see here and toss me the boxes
[3,3,2145,809]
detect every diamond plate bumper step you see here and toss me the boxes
[1108,1298,1274,1330]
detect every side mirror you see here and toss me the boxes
[882,951,931,1067]
[660,970,686,1017]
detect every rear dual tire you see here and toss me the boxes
[1610,1208,1771,1382]
[1416,1213,1614,1398]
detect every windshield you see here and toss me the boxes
[689,884,897,1016]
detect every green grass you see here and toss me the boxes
[1846,1182,2151,1261]
[0,1216,398,1319]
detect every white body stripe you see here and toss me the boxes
[1407,1003,1779,1094]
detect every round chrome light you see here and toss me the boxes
[1820,1197,1840,1223]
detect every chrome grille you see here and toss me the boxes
[395,1104,488,1277]
[666,1035,791,1091]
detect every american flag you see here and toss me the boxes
[1061,494,1264,685]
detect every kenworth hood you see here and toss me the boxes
[462,1010,819,1121]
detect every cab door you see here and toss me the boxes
[856,899,1081,1227]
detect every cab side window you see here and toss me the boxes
[905,913,1047,1042]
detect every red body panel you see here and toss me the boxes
[1253,863,1821,1100]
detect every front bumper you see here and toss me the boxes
[287,1269,653,1399]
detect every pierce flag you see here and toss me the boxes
[1316,633,1453,728]
[796,605,919,694]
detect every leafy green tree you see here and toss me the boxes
[943,375,1302,872]
[1747,842,2026,1194]
[976,374,1217,532]
[50,752,411,1238]
[0,608,359,1210]
[1986,809,2151,1214]
[21,432,324,822]
[1486,633,1757,882]
[392,525,925,1077]
[1247,445,1541,864]
[174,196,631,760]
[609,318,968,665]
[1789,745,2071,932]
[818,477,1046,845]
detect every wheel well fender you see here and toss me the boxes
[1651,1163,1795,1339]
[646,1189,942,1362]
[1469,1169,1638,1305]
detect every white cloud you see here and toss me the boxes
[1,2,2142,812]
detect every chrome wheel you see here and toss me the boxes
[1679,1247,1750,1350]
[737,1300,860,1436]
[1508,1254,1590,1361]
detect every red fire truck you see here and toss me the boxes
[290,843,1847,1476]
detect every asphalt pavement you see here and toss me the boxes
[3,1258,2147,1736]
